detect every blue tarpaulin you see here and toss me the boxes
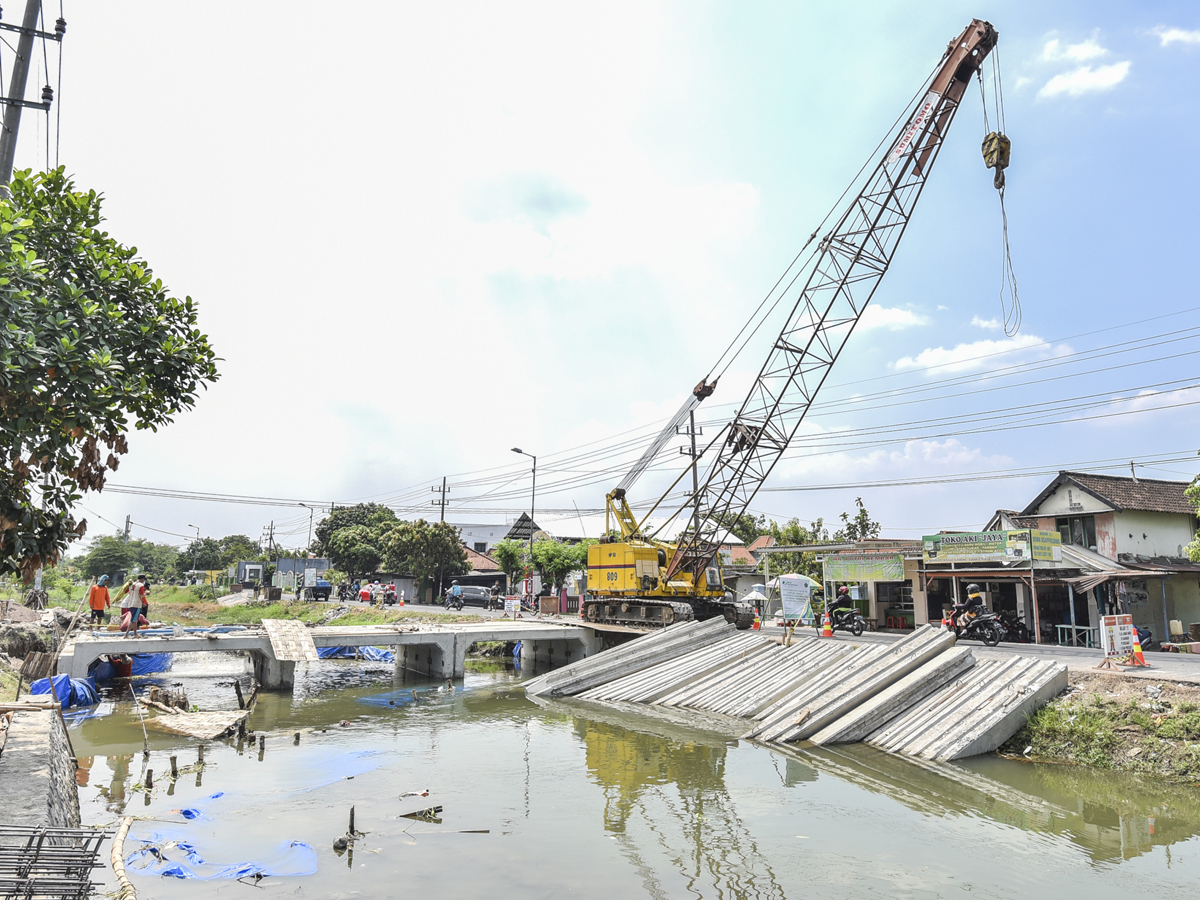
[127,840,318,880]
[317,646,395,662]
[90,652,173,681]
[29,673,99,709]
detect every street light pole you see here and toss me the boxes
[512,448,536,609]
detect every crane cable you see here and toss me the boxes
[979,46,1021,337]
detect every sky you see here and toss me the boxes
[16,0,1200,551]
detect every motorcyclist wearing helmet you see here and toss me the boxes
[831,585,857,625]
[450,580,463,603]
[950,583,985,629]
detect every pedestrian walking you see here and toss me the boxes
[87,576,111,630]
[137,574,151,625]
[118,579,144,637]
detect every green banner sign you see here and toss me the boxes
[823,553,905,582]
[922,531,1029,564]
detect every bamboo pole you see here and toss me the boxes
[111,816,137,900]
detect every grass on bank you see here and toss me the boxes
[143,586,486,627]
[1002,679,1200,782]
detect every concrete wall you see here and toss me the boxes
[0,709,80,828]
[1114,510,1197,560]
[1032,485,1113,516]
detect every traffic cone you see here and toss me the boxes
[1127,631,1150,667]
[752,609,761,630]
[821,611,833,638]
[398,594,404,608]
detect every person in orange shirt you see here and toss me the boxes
[87,575,111,630]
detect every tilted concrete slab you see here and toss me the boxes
[807,646,976,746]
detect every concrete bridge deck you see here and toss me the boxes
[58,620,601,690]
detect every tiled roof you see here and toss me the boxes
[726,546,757,566]
[748,535,776,552]
[1023,471,1196,516]
[464,546,500,571]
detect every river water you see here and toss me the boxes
[70,652,1200,899]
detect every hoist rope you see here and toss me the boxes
[979,50,1021,337]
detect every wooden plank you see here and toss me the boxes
[19,652,53,681]
[261,618,319,662]
[144,709,250,741]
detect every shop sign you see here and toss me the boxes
[823,552,905,582]
[923,531,1029,563]
[1029,530,1062,562]
[1101,614,1134,658]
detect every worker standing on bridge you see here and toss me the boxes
[87,575,110,631]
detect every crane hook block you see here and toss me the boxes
[981,131,1011,189]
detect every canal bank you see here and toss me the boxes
[52,650,1200,898]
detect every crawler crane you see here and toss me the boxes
[584,20,1002,629]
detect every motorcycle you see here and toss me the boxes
[829,606,866,637]
[443,589,464,611]
[947,608,1002,646]
[996,611,1031,643]
[337,583,354,603]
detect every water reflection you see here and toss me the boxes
[572,705,786,900]
[784,743,1200,863]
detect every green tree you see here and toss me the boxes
[531,539,579,592]
[491,538,527,593]
[326,525,384,578]
[0,169,218,582]
[78,534,132,579]
[381,519,469,595]
[715,512,767,546]
[314,503,398,556]
[126,539,180,580]
[758,518,829,581]
[182,537,224,571]
[217,534,259,566]
[833,497,881,542]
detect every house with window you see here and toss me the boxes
[1016,471,1197,563]
[982,471,1200,642]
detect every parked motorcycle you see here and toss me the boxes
[947,609,1002,646]
[996,611,1031,643]
[829,606,866,637]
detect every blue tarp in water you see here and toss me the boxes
[90,652,173,681]
[29,673,99,709]
[317,646,395,662]
[126,840,318,880]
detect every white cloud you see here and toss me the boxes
[1042,37,1108,62]
[893,334,1057,374]
[1096,386,1200,420]
[1150,26,1200,46]
[970,316,1002,330]
[857,305,928,332]
[1038,61,1131,98]
[1013,76,1033,90]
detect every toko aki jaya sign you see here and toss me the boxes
[922,530,1061,564]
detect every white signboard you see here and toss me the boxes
[780,576,814,624]
[886,90,940,169]
[1101,614,1134,658]
[504,595,520,614]
[303,567,318,590]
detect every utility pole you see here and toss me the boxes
[678,411,702,537]
[123,515,132,541]
[431,477,448,522]
[0,1,62,189]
